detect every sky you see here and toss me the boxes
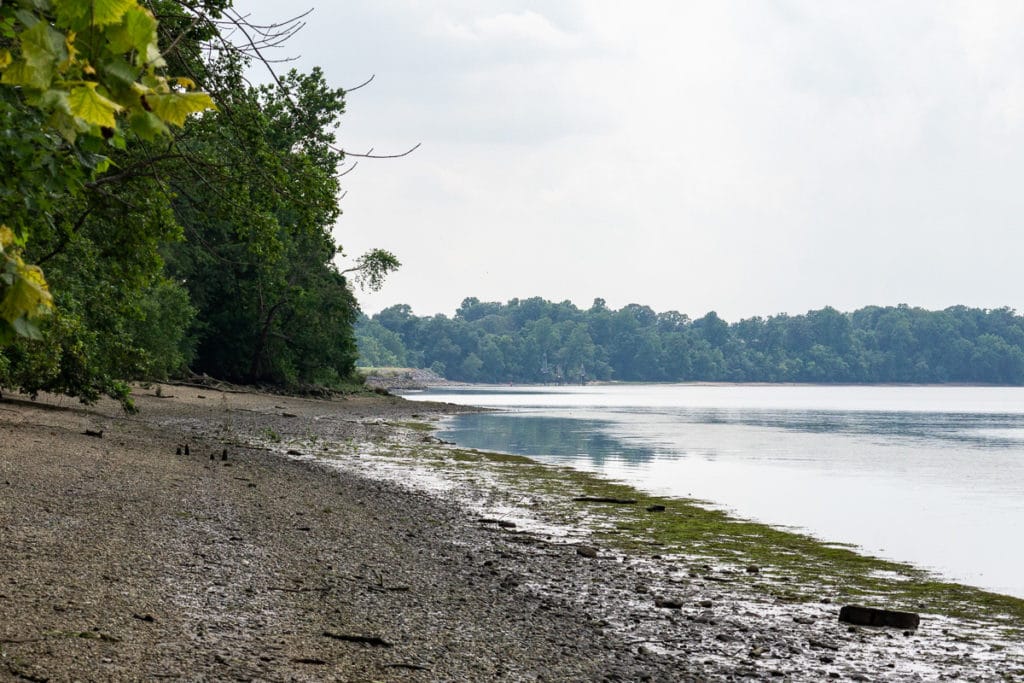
[239,1,1024,321]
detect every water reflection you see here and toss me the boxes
[643,408,1024,449]
[439,414,663,466]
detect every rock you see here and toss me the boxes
[286,449,302,455]
[654,596,683,609]
[746,565,760,574]
[576,545,599,558]
[645,504,666,512]
[699,599,713,608]
[793,616,814,625]
[808,638,839,651]
[838,605,920,630]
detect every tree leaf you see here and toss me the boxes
[108,6,157,57]
[92,0,137,27]
[0,59,48,89]
[0,260,52,324]
[145,91,215,127]
[126,109,168,140]
[10,314,43,340]
[19,19,65,76]
[67,83,123,128]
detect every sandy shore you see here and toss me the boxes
[1,385,1021,681]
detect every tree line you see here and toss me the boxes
[1,1,396,409]
[357,298,1024,385]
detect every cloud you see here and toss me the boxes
[240,1,1024,320]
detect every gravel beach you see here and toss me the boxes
[1,385,1021,681]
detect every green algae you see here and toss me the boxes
[392,440,1024,629]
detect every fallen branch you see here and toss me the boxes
[383,662,431,671]
[322,631,392,647]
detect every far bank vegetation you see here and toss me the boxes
[357,298,1024,385]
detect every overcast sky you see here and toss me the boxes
[240,1,1024,321]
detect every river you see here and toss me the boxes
[405,384,1024,599]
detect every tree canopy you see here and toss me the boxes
[1,1,396,407]
[357,299,1024,386]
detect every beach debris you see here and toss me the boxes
[322,631,393,647]
[645,504,666,512]
[184,444,190,455]
[383,663,431,671]
[839,605,921,630]
[221,448,228,461]
[478,518,516,529]
[176,446,182,455]
[83,429,103,438]
[132,613,155,623]
[572,496,637,505]
[292,657,328,665]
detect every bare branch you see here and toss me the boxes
[346,74,375,92]
[344,143,421,160]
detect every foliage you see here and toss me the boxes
[342,248,401,292]
[163,64,361,387]
[357,299,1024,385]
[0,0,214,342]
[2,2,387,405]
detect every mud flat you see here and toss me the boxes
[1,385,1021,681]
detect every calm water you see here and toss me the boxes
[407,384,1024,598]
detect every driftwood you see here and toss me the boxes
[322,631,393,647]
